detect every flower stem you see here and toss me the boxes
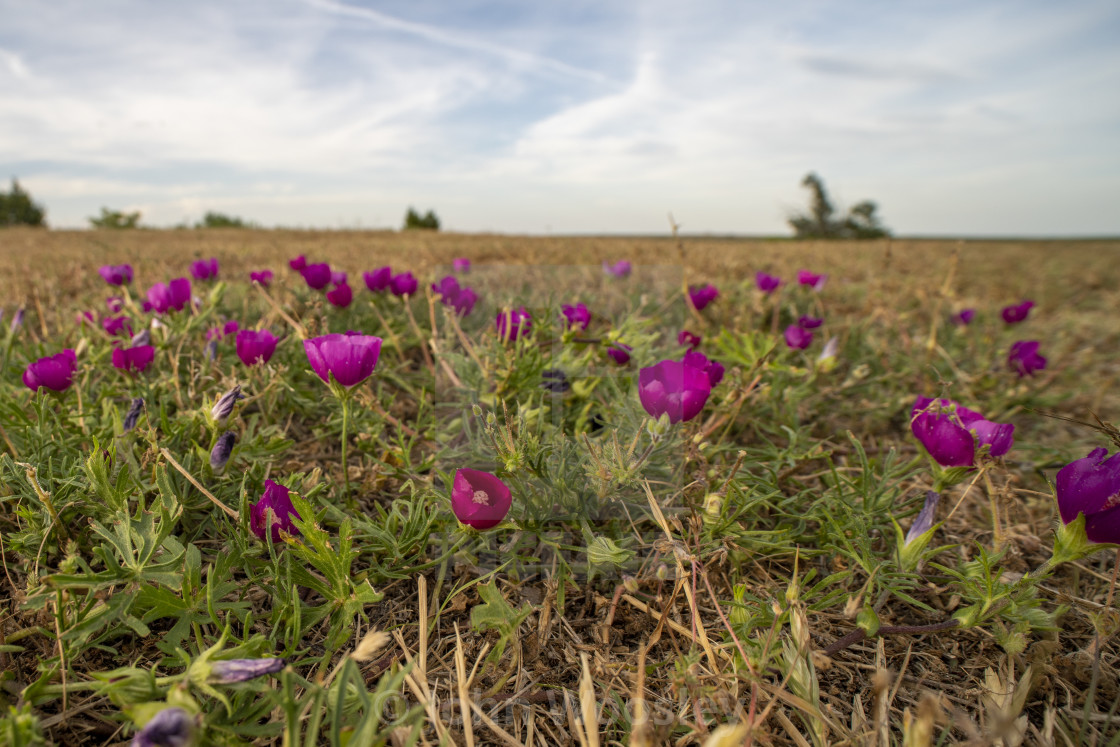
[982,470,1003,550]
[340,395,351,504]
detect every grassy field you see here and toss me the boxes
[1,228,1119,745]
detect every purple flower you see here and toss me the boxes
[131,707,195,747]
[112,345,156,374]
[76,310,95,327]
[190,257,219,281]
[910,397,1014,467]
[326,281,353,308]
[210,431,236,471]
[682,349,724,387]
[106,296,124,313]
[147,278,192,313]
[1001,300,1035,324]
[603,260,632,278]
[9,307,24,332]
[688,284,719,311]
[798,315,823,329]
[250,479,301,543]
[562,303,591,331]
[755,272,781,293]
[451,468,512,529]
[236,329,280,366]
[432,276,478,316]
[250,270,273,286]
[102,316,132,337]
[453,258,471,274]
[98,264,133,286]
[390,271,418,297]
[1056,447,1120,544]
[363,266,392,292]
[289,255,308,271]
[607,342,632,365]
[639,360,712,424]
[123,397,145,432]
[541,368,571,393]
[496,307,532,342]
[304,333,383,387]
[1008,340,1047,377]
[797,270,827,291]
[678,330,701,349]
[211,385,245,422]
[206,320,240,342]
[131,328,151,347]
[331,270,348,286]
[784,325,813,350]
[210,658,286,684]
[953,309,976,326]
[301,263,332,290]
[23,350,77,392]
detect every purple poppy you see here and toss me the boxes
[1056,448,1120,544]
[210,658,286,684]
[682,349,725,387]
[451,287,479,316]
[76,310,95,327]
[453,258,471,274]
[607,342,632,365]
[688,284,719,311]
[755,272,782,294]
[112,345,156,374]
[250,479,301,543]
[798,315,823,329]
[603,260,632,278]
[953,309,976,326]
[250,270,273,286]
[102,316,132,337]
[331,270,348,286]
[797,270,827,291]
[289,255,308,271]
[910,397,1014,468]
[106,296,124,313]
[23,350,77,392]
[98,264,133,286]
[638,360,712,424]
[451,468,512,529]
[326,282,353,308]
[496,307,532,342]
[562,303,591,331]
[147,278,192,313]
[236,329,280,366]
[784,325,813,349]
[1008,340,1047,377]
[190,258,219,281]
[1001,300,1035,324]
[390,271,418,297]
[303,333,383,387]
[678,330,701,349]
[300,263,332,290]
[432,276,478,316]
[432,275,460,298]
[132,707,195,747]
[363,266,392,292]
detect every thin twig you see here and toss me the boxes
[160,448,239,520]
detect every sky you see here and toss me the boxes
[1,0,1118,235]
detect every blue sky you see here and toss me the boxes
[1,0,1118,234]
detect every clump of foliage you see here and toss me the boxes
[789,172,890,239]
[90,207,142,229]
[403,206,440,230]
[195,211,253,229]
[0,178,47,227]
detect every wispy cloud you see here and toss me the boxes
[1,0,1117,233]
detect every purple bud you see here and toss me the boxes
[905,491,941,544]
[10,307,25,332]
[204,339,218,362]
[607,342,632,365]
[211,385,245,422]
[1001,300,1035,324]
[131,328,152,347]
[602,260,632,278]
[561,303,591,331]
[289,255,307,271]
[210,657,286,684]
[131,707,195,747]
[389,271,418,297]
[784,325,813,350]
[953,309,976,326]
[123,397,145,432]
[210,431,236,472]
[797,315,823,329]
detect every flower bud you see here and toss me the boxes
[210,431,236,472]
[210,385,245,423]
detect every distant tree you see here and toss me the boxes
[196,211,251,228]
[0,179,47,227]
[90,207,142,229]
[403,207,440,231]
[788,173,891,239]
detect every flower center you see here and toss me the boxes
[472,490,490,506]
